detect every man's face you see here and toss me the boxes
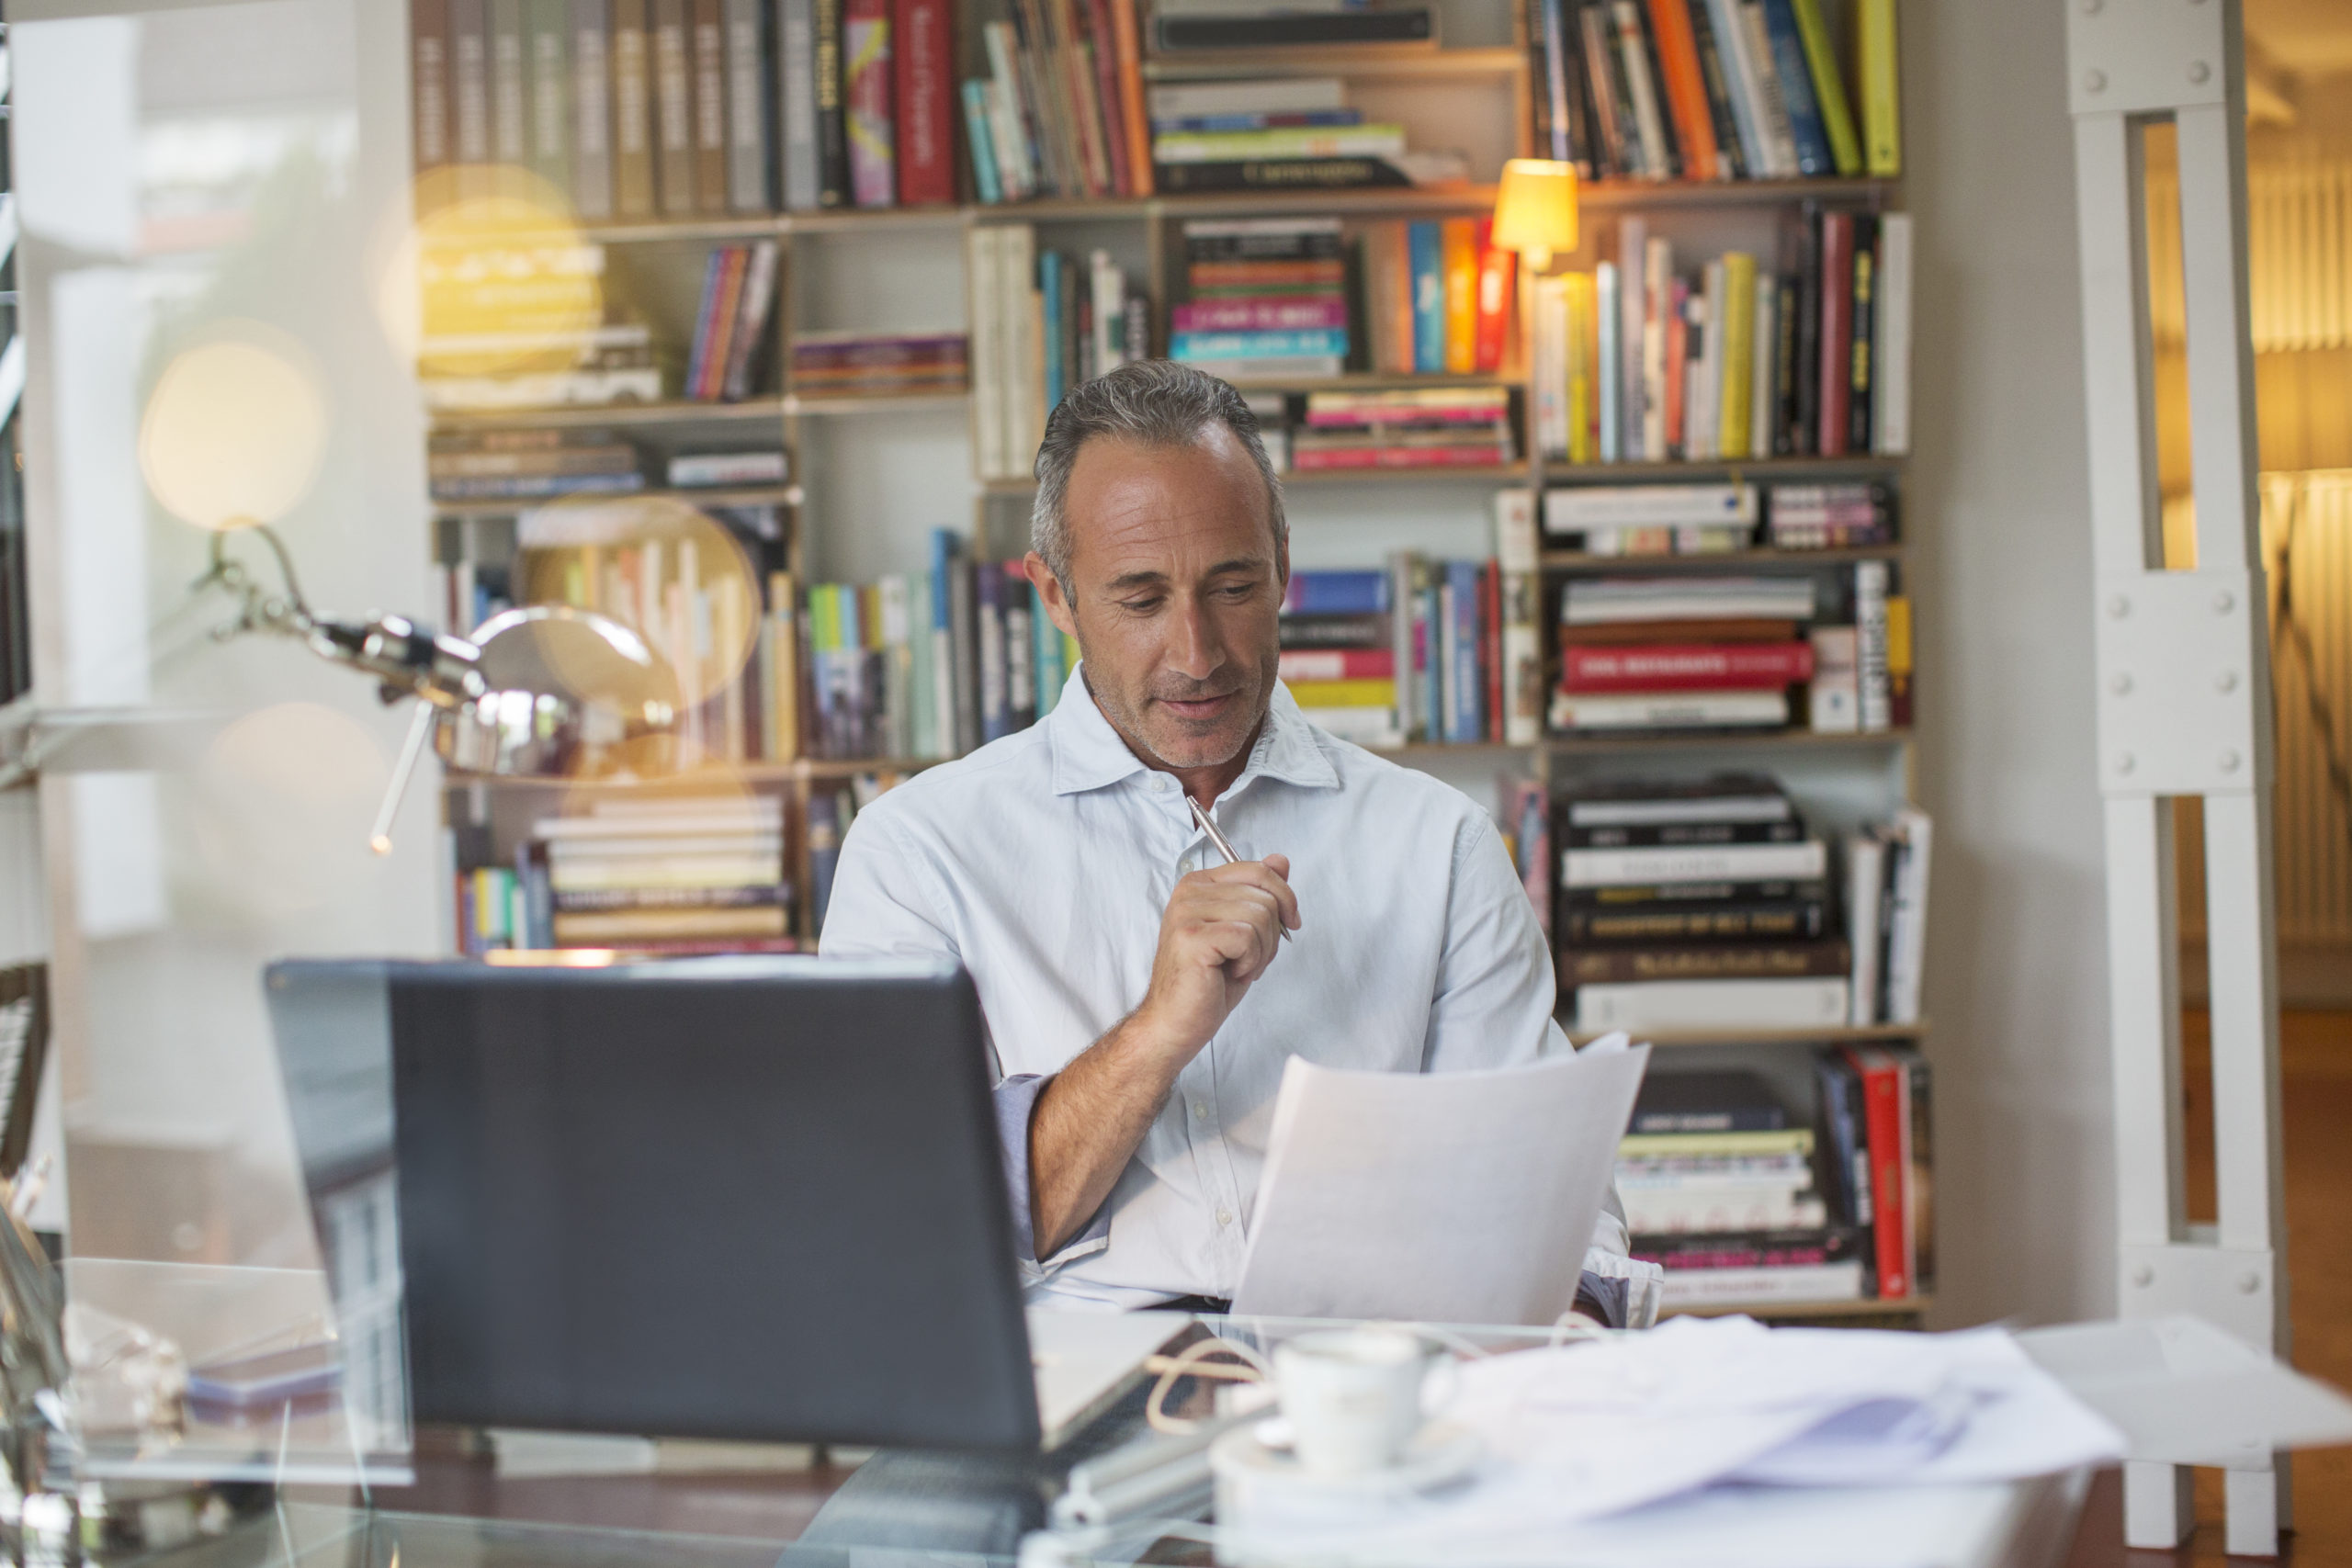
[1028,427,1286,773]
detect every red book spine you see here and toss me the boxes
[1817,211,1856,457]
[1482,560,1504,742]
[1085,0,1131,197]
[1664,279,1689,456]
[1473,220,1512,374]
[843,0,895,209]
[1563,641,1815,692]
[1290,446,1512,470]
[1843,1045,1911,1298]
[1644,0,1719,180]
[892,0,955,203]
[1278,649,1396,681]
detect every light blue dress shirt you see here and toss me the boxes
[820,667,1636,1318]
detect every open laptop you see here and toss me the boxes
[266,956,1181,1455]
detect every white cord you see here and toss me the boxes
[1143,1337,1272,1435]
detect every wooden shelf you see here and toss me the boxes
[1565,1021,1929,1048]
[1543,454,1902,479]
[1547,728,1913,755]
[434,483,800,518]
[1541,544,1903,571]
[1227,371,1523,392]
[1142,46,1523,81]
[785,389,969,415]
[1577,175,1901,210]
[429,398,786,432]
[1155,184,1500,219]
[1663,1295,1931,1321]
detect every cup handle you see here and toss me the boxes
[1419,1354,1462,1418]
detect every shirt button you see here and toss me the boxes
[1216,1209,1233,1226]
[1192,1100,1209,1119]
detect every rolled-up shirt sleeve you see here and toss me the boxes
[994,1074,1113,1272]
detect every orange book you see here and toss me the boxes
[1441,218,1479,375]
[1644,0,1720,182]
[1472,218,1512,374]
[1108,0,1153,195]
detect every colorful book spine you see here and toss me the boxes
[1441,218,1479,376]
[843,0,896,207]
[894,0,956,202]
[1409,221,1445,374]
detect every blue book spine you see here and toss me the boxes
[1282,570,1391,615]
[1760,0,1835,177]
[1408,222,1444,374]
[1170,328,1351,361]
[1447,560,1482,743]
[1703,0,1768,177]
[1597,260,1622,462]
[961,80,1002,204]
[1040,252,1065,411]
[977,562,1010,743]
[930,527,957,630]
[1419,582,1442,740]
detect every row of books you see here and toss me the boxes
[1526,210,1912,465]
[429,427,790,502]
[807,770,912,932]
[802,530,1083,760]
[1170,218,1348,380]
[1136,73,1462,196]
[1563,774,1848,1034]
[408,0,963,220]
[456,795,794,953]
[960,0,1152,203]
[1291,388,1517,473]
[1356,219,1514,378]
[1622,1048,1928,1309]
[967,225,1147,479]
[418,243,666,412]
[1542,479,1895,555]
[684,241,783,400]
[1532,0,1898,184]
[1550,560,1906,735]
[789,330,970,398]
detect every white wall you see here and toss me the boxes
[1905,0,2117,1327]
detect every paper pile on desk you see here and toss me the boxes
[1218,1314,2125,1564]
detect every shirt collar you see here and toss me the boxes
[1046,665,1341,798]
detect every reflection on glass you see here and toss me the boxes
[137,325,329,532]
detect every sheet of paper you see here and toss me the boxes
[2017,1314,2352,1466]
[1230,1042,1650,1325]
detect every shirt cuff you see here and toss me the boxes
[993,1074,1112,1272]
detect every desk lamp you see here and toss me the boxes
[142,329,684,854]
[1491,158,1581,275]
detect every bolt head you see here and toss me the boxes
[2108,593,2132,618]
[2116,751,2137,774]
[2238,1271,2261,1293]
[2085,69,2109,93]
[2188,60,2212,85]
[2213,589,2236,614]
[2132,1265,2154,1287]
[2111,672,2134,695]
[2220,750,2243,772]
[2216,670,2239,693]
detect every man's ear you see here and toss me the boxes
[1276,532,1290,589]
[1024,552,1079,639]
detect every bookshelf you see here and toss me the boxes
[412,0,1924,1324]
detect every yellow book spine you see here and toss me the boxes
[1719,251,1757,460]
[1859,0,1900,175]
[1564,272,1595,466]
[1285,678,1398,709]
[1441,219,1478,376]
[769,571,800,762]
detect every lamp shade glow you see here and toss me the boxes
[1491,159,1581,270]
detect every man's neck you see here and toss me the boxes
[1080,672,1265,809]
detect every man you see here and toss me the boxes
[821,360,1639,1324]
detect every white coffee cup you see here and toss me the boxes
[1271,1326,1449,1476]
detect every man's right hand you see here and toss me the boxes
[1130,852,1300,1062]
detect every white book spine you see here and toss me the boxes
[1622,1188,1829,1235]
[1091,249,1124,374]
[1704,0,1771,177]
[1495,490,1543,747]
[1564,839,1826,887]
[1298,708,1404,748]
[1545,484,1760,531]
[1548,690,1790,730]
[1572,976,1851,1032]
[1738,0,1802,176]
[1642,236,1670,459]
[1846,830,1886,1026]
[1750,271,1779,458]
[1855,559,1893,730]
[1873,212,1914,455]
[1532,275,1567,457]
[1691,261,1724,460]
[966,228,1008,479]
[1597,260,1623,462]
[1883,808,1932,1024]
[1001,224,1041,470]
[1656,1260,1865,1306]
[1619,219,1647,459]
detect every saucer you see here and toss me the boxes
[1209,1419,1482,1498]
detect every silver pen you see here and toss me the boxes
[1188,795,1294,942]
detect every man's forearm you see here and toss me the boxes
[1027,1012,1188,1260]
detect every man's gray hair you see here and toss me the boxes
[1030,359,1286,588]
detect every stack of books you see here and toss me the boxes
[428,429,647,503]
[1557,773,1846,1032]
[528,795,793,952]
[407,0,969,219]
[1357,219,1514,376]
[1528,0,1899,183]
[1147,75,1409,195]
[1766,480,1896,548]
[1154,3,1436,51]
[1170,219,1348,380]
[1522,213,1913,463]
[417,243,661,412]
[1544,481,1758,556]
[683,242,781,402]
[966,226,1148,481]
[1802,558,1906,733]
[1278,571,1401,749]
[1621,1068,1866,1309]
[1291,388,1516,472]
[1550,574,1818,734]
[789,330,970,400]
[801,531,1081,761]
[959,0,1153,204]
[1815,1042,1933,1303]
